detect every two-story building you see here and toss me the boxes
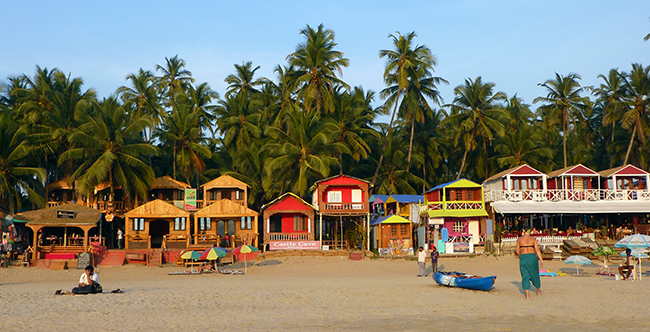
[420,179,488,246]
[311,174,371,250]
[261,192,317,250]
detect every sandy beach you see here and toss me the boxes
[1,255,648,331]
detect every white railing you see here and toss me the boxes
[269,233,310,241]
[485,189,650,202]
[324,203,365,210]
[445,202,483,210]
[500,235,585,245]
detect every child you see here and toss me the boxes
[430,246,440,274]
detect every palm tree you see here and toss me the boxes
[264,108,347,197]
[442,77,508,179]
[215,91,262,150]
[494,124,554,172]
[372,31,436,187]
[617,64,650,165]
[176,82,219,136]
[156,55,195,109]
[594,69,627,166]
[0,109,46,213]
[372,130,426,195]
[287,24,350,114]
[156,104,212,183]
[117,69,163,130]
[61,97,157,210]
[224,62,268,98]
[534,73,591,168]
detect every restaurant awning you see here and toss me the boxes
[491,200,650,215]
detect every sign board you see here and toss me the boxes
[270,241,319,250]
[428,218,444,225]
[185,189,197,210]
[57,210,76,219]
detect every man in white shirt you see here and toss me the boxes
[417,247,427,277]
[72,266,100,294]
[117,228,123,249]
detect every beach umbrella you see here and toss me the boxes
[564,255,592,275]
[591,246,616,269]
[615,234,650,280]
[232,245,259,274]
[615,234,650,249]
[200,247,227,272]
[180,250,201,272]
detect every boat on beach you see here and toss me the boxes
[433,271,496,291]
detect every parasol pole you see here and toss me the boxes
[244,253,247,274]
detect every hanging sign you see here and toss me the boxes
[185,189,197,210]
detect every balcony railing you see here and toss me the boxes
[322,202,368,213]
[269,233,311,241]
[419,201,483,212]
[484,189,650,202]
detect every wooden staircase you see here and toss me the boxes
[98,250,126,267]
[148,250,163,266]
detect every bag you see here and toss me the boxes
[93,283,103,293]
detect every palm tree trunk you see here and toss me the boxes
[562,116,568,168]
[483,137,488,179]
[371,89,402,191]
[406,115,415,172]
[457,147,470,180]
[623,125,637,165]
[173,142,177,180]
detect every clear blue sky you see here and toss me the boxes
[2,1,649,114]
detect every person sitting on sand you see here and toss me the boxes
[516,229,543,299]
[618,248,634,280]
[72,265,101,294]
[198,261,216,273]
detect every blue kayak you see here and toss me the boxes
[433,271,496,291]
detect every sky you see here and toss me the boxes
[1,1,649,117]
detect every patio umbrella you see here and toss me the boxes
[591,246,616,270]
[615,234,650,280]
[200,247,227,272]
[564,255,592,275]
[232,245,259,274]
[180,250,201,272]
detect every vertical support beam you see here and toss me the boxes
[319,213,323,249]
[83,227,89,252]
[366,213,370,251]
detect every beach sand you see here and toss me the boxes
[0,254,647,331]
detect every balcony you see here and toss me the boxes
[484,189,650,202]
[269,233,311,241]
[320,202,368,214]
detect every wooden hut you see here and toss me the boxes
[194,199,259,249]
[123,200,191,250]
[261,193,316,250]
[19,204,101,260]
[149,176,191,208]
[201,175,249,209]
[45,177,77,208]
[370,215,414,255]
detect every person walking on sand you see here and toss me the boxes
[417,247,427,277]
[516,229,543,299]
[430,246,440,274]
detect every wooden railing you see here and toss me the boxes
[269,233,310,241]
[485,189,650,202]
[322,202,368,213]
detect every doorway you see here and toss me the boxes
[149,219,169,248]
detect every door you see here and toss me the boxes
[149,219,169,248]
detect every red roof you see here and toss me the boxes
[263,193,314,211]
[598,164,649,177]
[314,174,370,186]
[484,164,544,183]
[547,164,598,177]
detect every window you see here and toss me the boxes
[241,216,252,230]
[467,190,475,201]
[294,215,307,231]
[390,225,397,236]
[327,191,342,203]
[133,218,145,231]
[455,190,462,201]
[174,217,186,231]
[235,190,242,200]
[210,191,217,200]
[199,217,212,231]
[529,179,538,189]
[400,224,408,236]
[351,189,362,203]
[270,216,282,232]
[453,221,464,233]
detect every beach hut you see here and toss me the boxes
[194,199,259,249]
[201,175,249,209]
[148,176,191,208]
[370,215,414,255]
[598,164,650,199]
[124,200,191,249]
[19,204,101,260]
[261,193,317,250]
[369,194,389,219]
[44,177,78,208]
[546,164,600,201]
[310,174,371,250]
[384,195,422,222]
[421,179,488,245]
[482,164,548,202]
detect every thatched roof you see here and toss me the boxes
[45,177,75,190]
[16,204,101,226]
[195,199,258,217]
[124,199,190,218]
[201,175,249,189]
[151,176,191,189]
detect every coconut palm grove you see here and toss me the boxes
[1,24,649,214]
